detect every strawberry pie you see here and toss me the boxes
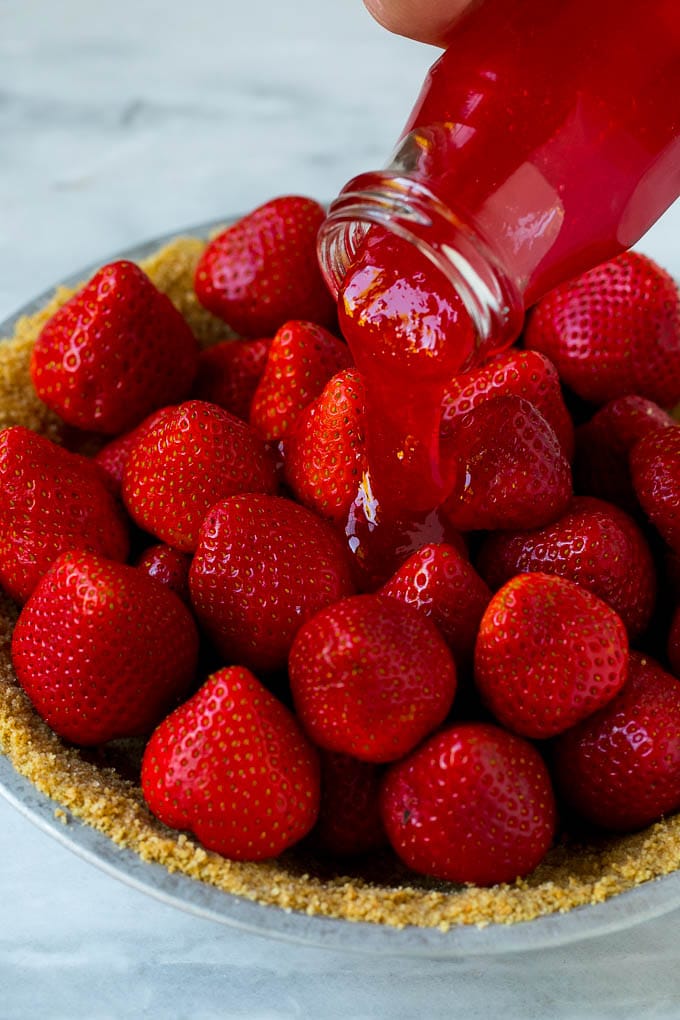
[1,197,680,932]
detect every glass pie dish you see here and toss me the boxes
[1,220,680,958]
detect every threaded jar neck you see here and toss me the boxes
[318,172,524,356]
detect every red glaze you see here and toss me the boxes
[336,0,679,516]
[312,751,388,857]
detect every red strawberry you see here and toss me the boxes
[474,573,629,739]
[249,320,353,440]
[441,348,574,460]
[476,497,657,639]
[11,550,199,745]
[289,594,456,763]
[194,196,335,336]
[190,493,355,673]
[191,337,272,421]
[573,395,675,512]
[0,426,129,602]
[668,603,680,677]
[30,260,199,434]
[135,544,191,603]
[380,722,556,886]
[553,654,680,831]
[443,396,572,532]
[380,542,491,667]
[630,426,680,553]
[122,400,278,552]
[283,368,367,525]
[141,666,320,860]
[525,252,680,407]
[94,406,174,495]
[669,607,680,677]
[313,751,387,857]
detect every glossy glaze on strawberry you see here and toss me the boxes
[630,426,680,553]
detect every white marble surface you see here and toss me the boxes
[3,1,680,1016]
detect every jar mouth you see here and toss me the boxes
[317,172,524,352]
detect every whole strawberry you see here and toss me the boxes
[31,260,199,434]
[194,196,335,336]
[573,395,675,512]
[630,426,680,553]
[283,368,367,525]
[312,751,387,857]
[0,426,129,602]
[289,594,456,763]
[553,654,680,831]
[11,550,199,745]
[190,337,272,421]
[380,542,491,668]
[476,497,657,639]
[525,252,680,407]
[380,722,556,886]
[474,573,629,739]
[249,321,353,441]
[122,400,278,552]
[443,396,572,532]
[440,348,574,460]
[190,493,355,673]
[141,666,320,860]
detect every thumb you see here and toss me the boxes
[363,0,477,46]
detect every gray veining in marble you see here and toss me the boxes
[2,1,680,1016]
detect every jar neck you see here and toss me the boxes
[318,172,525,355]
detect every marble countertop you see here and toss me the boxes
[3,2,680,1016]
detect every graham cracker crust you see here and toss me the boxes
[1,234,680,931]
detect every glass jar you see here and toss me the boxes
[319,0,680,356]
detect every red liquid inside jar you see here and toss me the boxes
[320,0,680,518]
